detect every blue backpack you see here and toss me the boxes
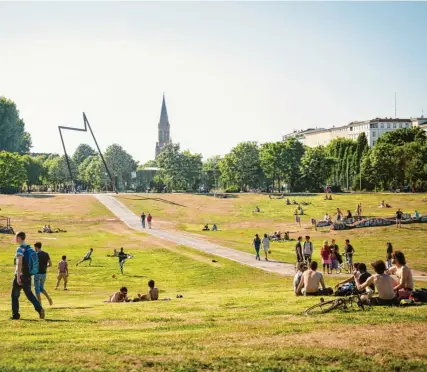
[22,245,39,276]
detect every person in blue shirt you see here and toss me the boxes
[253,234,261,261]
[11,232,44,320]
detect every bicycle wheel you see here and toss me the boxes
[304,299,342,315]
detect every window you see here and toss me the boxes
[350,127,353,131]
[399,123,402,128]
[381,123,384,128]
[393,123,396,128]
[370,123,378,129]
[387,123,390,128]
[373,140,376,146]
[373,131,376,137]
[406,123,409,127]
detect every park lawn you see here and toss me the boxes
[117,193,427,272]
[0,195,426,371]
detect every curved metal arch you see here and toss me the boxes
[58,113,115,192]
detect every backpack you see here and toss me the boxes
[334,283,356,297]
[22,245,39,276]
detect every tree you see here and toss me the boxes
[181,151,203,191]
[376,127,427,146]
[21,155,45,191]
[219,142,263,191]
[0,151,27,192]
[202,156,222,191]
[139,159,158,169]
[0,97,32,152]
[299,147,334,192]
[282,137,305,191]
[44,155,76,189]
[104,144,138,190]
[260,142,288,191]
[367,143,399,190]
[72,144,96,166]
[78,155,109,191]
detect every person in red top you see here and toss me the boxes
[320,240,331,274]
[147,213,152,229]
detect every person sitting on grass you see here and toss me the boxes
[324,194,329,200]
[255,206,260,213]
[212,224,218,231]
[328,194,332,200]
[335,263,375,296]
[286,198,291,205]
[355,260,396,306]
[296,261,331,296]
[107,287,130,303]
[293,262,307,294]
[386,251,414,299]
[324,213,331,223]
[134,280,159,301]
[413,210,420,219]
[202,224,210,231]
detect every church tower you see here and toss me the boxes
[155,93,171,159]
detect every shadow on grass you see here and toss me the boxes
[19,318,70,322]
[121,196,187,208]
[54,306,93,310]
[16,194,56,199]
[131,275,146,278]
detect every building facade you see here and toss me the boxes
[155,94,172,159]
[412,116,427,132]
[283,118,413,147]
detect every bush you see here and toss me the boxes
[225,185,241,193]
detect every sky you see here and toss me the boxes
[1,1,426,164]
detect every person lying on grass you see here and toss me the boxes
[133,280,159,302]
[106,287,130,303]
[39,225,66,233]
[296,261,332,296]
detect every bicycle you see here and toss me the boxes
[303,293,366,315]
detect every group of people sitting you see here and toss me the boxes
[324,194,333,200]
[106,280,160,303]
[294,250,414,306]
[202,224,218,231]
[294,205,304,215]
[39,225,67,233]
[379,200,392,208]
[269,231,291,241]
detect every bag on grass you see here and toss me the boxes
[334,283,355,297]
[22,245,39,276]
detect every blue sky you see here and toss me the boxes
[0,1,426,163]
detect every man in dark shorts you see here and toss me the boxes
[396,208,403,228]
[141,212,146,228]
[344,239,355,273]
[76,248,93,266]
[34,242,53,306]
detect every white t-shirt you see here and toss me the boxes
[262,237,270,249]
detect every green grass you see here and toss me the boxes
[117,193,427,272]
[0,194,427,371]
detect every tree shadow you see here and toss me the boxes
[122,196,187,208]
[17,194,56,199]
[131,275,146,278]
[54,306,93,310]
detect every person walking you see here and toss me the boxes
[262,234,270,261]
[295,236,303,263]
[56,256,69,290]
[11,232,45,320]
[147,213,152,229]
[253,234,261,261]
[34,242,53,306]
[141,212,146,228]
[303,236,313,264]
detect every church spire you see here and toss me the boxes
[159,92,169,126]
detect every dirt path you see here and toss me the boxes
[96,194,296,276]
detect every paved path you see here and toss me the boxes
[96,194,296,276]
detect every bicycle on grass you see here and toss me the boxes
[303,292,367,315]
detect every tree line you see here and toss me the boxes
[2,95,427,193]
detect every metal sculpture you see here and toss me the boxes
[58,113,115,192]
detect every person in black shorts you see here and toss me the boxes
[344,239,355,273]
[295,236,303,263]
[76,248,93,266]
[396,208,403,228]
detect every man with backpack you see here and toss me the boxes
[11,232,45,320]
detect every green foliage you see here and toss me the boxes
[0,151,27,192]
[299,147,334,191]
[104,144,138,190]
[139,159,158,169]
[156,143,203,192]
[72,144,96,166]
[202,156,222,191]
[376,126,427,146]
[44,155,76,187]
[0,97,32,152]
[219,142,263,191]
[78,155,109,191]
[21,155,45,190]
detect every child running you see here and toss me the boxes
[76,248,93,266]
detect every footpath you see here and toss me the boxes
[96,194,296,275]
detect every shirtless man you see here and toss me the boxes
[296,261,327,296]
[386,251,414,299]
[134,280,159,301]
[355,260,396,306]
[107,287,130,303]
